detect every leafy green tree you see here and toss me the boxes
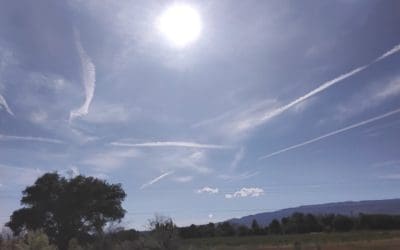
[7,173,126,250]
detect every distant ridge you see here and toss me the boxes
[228,198,400,227]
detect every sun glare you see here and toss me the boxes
[157,4,202,48]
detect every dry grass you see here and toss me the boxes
[181,231,400,250]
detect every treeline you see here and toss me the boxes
[179,213,400,238]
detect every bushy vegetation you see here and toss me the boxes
[3,172,400,249]
[179,213,400,239]
[6,173,126,250]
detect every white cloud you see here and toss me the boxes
[208,213,213,219]
[260,107,400,159]
[335,76,400,121]
[179,151,213,174]
[65,166,80,178]
[196,186,219,194]
[0,134,64,144]
[30,110,48,124]
[0,94,13,116]
[219,171,259,181]
[374,43,400,62]
[225,187,264,199]
[81,149,140,172]
[173,176,193,183]
[70,30,96,121]
[82,103,135,124]
[110,141,231,149]
[195,43,400,135]
[140,171,174,189]
[229,147,245,170]
[0,164,44,186]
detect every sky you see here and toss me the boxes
[1,0,400,230]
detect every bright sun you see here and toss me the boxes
[157,4,202,48]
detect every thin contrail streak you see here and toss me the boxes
[256,43,400,123]
[70,30,96,121]
[234,43,400,131]
[0,134,64,144]
[0,94,14,116]
[140,171,174,189]
[111,141,231,149]
[259,108,400,160]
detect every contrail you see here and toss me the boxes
[259,108,400,160]
[70,30,96,121]
[0,94,14,116]
[0,134,64,144]
[234,43,400,132]
[111,141,231,149]
[140,171,174,189]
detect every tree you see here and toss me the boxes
[6,173,126,250]
[147,215,180,250]
[251,219,262,235]
[268,219,281,234]
[332,215,354,232]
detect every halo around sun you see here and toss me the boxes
[157,4,202,48]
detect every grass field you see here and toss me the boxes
[181,231,400,250]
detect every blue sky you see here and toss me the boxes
[1,0,400,229]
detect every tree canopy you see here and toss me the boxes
[6,173,126,250]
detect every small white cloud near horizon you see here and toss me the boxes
[69,30,96,121]
[111,141,231,149]
[196,186,219,194]
[208,213,213,219]
[140,171,174,189]
[225,187,264,199]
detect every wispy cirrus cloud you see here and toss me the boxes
[0,134,64,144]
[229,147,245,171]
[0,94,13,116]
[260,107,400,160]
[196,186,219,194]
[0,164,44,186]
[225,187,264,199]
[218,171,259,181]
[197,43,400,135]
[69,30,96,121]
[334,75,400,121]
[140,171,174,189]
[173,176,193,183]
[81,149,140,172]
[111,141,231,149]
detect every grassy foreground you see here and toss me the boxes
[181,231,400,250]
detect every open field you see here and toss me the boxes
[181,231,400,250]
